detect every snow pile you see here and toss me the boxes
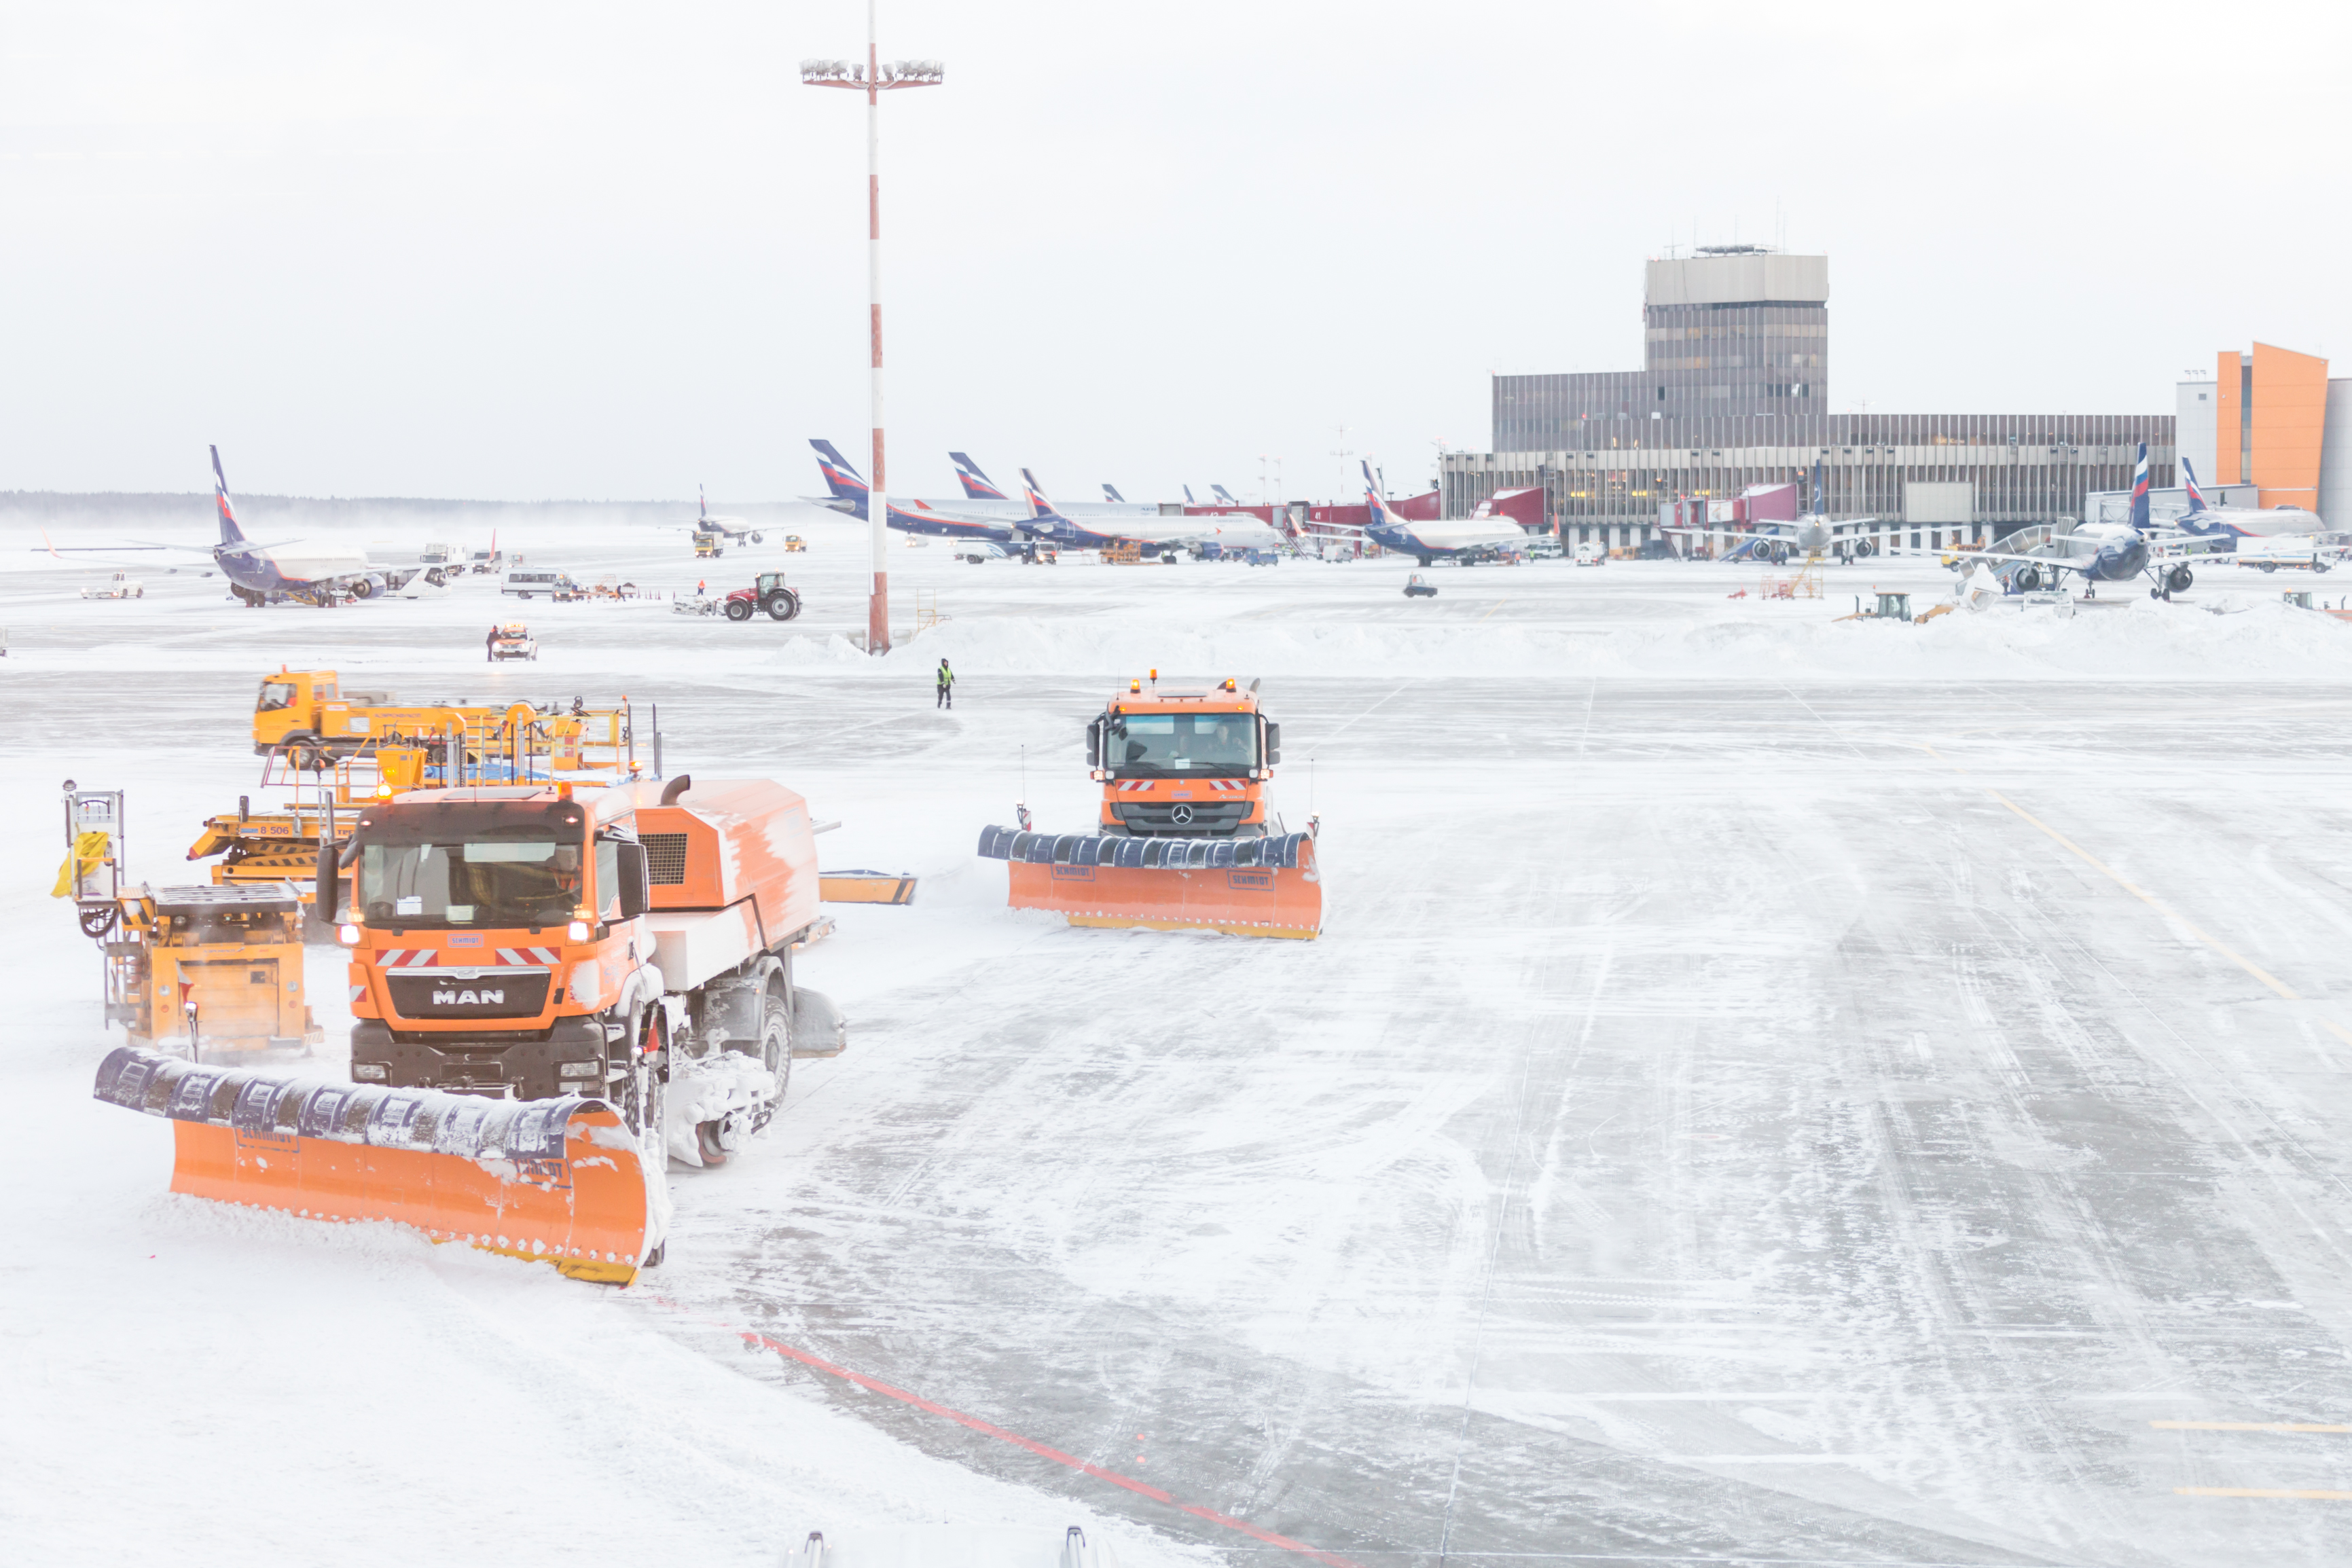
[880,592,2352,682]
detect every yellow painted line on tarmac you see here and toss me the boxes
[2176,1487,2352,1500]
[1915,743,2352,1048]
[1479,599,1509,621]
[2154,1420,2352,1433]
[1987,791,2302,1002]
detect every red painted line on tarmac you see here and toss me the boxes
[649,1297,1362,1568]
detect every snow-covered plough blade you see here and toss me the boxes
[92,1047,664,1283]
[977,827,1322,939]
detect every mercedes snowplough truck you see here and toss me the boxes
[977,675,1322,938]
[93,773,845,1283]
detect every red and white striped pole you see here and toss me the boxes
[804,15,941,657]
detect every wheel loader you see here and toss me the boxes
[977,675,1322,938]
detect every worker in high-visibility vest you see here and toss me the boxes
[936,659,954,710]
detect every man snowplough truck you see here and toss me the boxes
[94,773,845,1284]
[977,675,1321,938]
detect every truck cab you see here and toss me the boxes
[1087,678,1280,838]
[333,778,833,1165]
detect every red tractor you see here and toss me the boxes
[725,572,802,622]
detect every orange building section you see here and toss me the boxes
[2251,342,2328,509]
[2214,350,2243,484]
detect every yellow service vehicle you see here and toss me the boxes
[60,785,321,1057]
[96,883,325,1057]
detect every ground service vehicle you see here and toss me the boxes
[1404,575,1437,598]
[90,883,325,1057]
[1836,591,1953,625]
[1574,541,1604,566]
[782,534,806,552]
[723,572,801,621]
[96,774,848,1285]
[62,784,325,1057]
[503,566,581,599]
[489,623,537,661]
[977,675,1321,938]
[693,531,724,558]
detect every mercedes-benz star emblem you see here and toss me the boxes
[1169,804,1195,824]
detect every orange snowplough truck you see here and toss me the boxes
[978,676,1322,938]
[92,773,844,1283]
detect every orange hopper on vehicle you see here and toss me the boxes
[93,1048,664,1283]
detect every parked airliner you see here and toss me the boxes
[1663,460,1879,562]
[806,440,1021,543]
[1352,460,1530,564]
[1972,444,2206,598]
[40,448,396,606]
[1017,470,1280,552]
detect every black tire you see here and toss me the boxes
[2262,562,2278,573]
[749,989,792,1131]
[725,599,753,622]
[617,1013,668,1163]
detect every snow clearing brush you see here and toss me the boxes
[978,674,1322,939]
[978,826,1321,938]
[93,1046,666,1282]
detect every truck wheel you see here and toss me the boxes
[725,598,753,621]
[732,988,793,1135]
[765,593,795,621]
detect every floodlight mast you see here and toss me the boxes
[801,7,943,655]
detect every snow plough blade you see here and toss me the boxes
[977,827,1321,939]
[93,1047,664,1283]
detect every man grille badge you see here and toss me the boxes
[1170,804,1195,824]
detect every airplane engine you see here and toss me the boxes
[356,574,386,599]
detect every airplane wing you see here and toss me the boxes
[33,531,205,574]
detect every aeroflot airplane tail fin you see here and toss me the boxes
[1102,484,1125,503]
[1184,485,1197,504]
[2180,456,2209,514]
[1212,484,1239,505]
[2126,442,2152,532]
[949,452,1007,501]
[699,484,708,519]
[1019,468,1062,522]
[210,445,248,545]
[810,439,870,500]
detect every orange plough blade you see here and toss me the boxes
[94,1048,664,1283]
[980,827,1322,939]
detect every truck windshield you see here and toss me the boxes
[257,680,297,712]
[358,832,585,928]
[1105,712,1257,777]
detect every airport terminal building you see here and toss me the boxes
[1441,249,2174,552]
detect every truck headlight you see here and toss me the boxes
[557,1060,600,1078]
[567,919,590,941]
[351,1063,389,1082]
[338,923,361,945]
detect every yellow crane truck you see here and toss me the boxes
[321,773,845,1175]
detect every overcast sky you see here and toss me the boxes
[3,0,2344,505]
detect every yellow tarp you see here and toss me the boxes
[53,831,109,898]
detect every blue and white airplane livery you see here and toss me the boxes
[1972,443,2206,598]
[806,439,1021,543]
[40,446,392,606]
[1016,469,1279,553]
[949,452,1010,503]
[1357,460,1530,564]
[2175,458,2326,542]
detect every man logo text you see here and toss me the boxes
[431,989,504,1006]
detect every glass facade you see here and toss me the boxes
[1446,414,2175,542]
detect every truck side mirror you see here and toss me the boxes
[1085,718,1102,768]
[316,840,341,921]
[1265,722,1282,765]
[615,841,651,919]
